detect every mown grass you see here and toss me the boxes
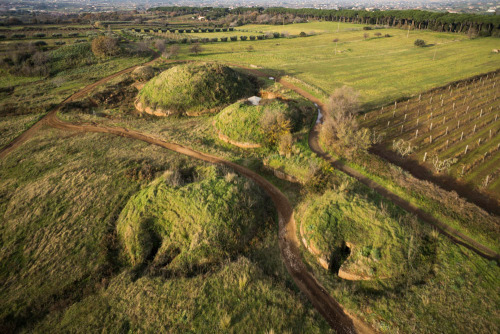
[177,22,499,109]
[0,128,331,333]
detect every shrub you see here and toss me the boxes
[257,35,264,40]
[144,29,150,33]
[375,32,382,37]
[249,35,256,40]
[201,38,209,43]
[33,41,47,47]
[363,26,372,30]
[229,27,234,31]
[320,86,371,157]
[190,43,203,55]
[414,39,426,47]
[222,28,228,32]
[52,33,62,38]
[299,32,307,37]
[55,41,66,45]
[230,36,237,41]
[384,34,391,37]
[180,38,188,43]
[12,34,26,39]
[273,32,280,38]
[178,29,184,33]
[0,35,5,39]
[220,37,228,42]
[33,33,46,38]
[68,32,79,37]
[132,65,155,82]
[215,28,221,32]
[240,36,248,41]
[75,39,87,43]
[91,36,119,57]
[210,37,218,42]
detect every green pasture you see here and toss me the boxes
[180,22,500,109]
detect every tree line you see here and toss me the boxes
[150,6,500,36]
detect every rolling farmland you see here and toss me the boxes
[360,70,500,196]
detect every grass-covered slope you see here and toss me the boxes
[215,99,289,145]
[136,63,255,115]
[0,130,331,333]
[298,189,427,278]
[117,165,269,270]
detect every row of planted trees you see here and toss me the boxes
[263,8,500,36]
[150,6,500,36]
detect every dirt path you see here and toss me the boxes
[45,115,372,334]
[257,71,500,262]
[0,59,373,333]
[2,59,498,333]
[0,57,159,159]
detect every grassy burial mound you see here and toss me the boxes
[214,97,313,148]
[298,189,432,280]
[135,63,255,116]
[117,165,271,272]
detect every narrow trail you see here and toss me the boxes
[0,57,158,159]
[1,58,499,333]
[46,115,371,334]
[256,69,500,263]
[0,59,372,333]
[256,68,500,262]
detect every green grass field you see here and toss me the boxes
[1,20,499,333]
[176,22,500,109]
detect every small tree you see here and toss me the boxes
[299,31,307,37]
[392,139,416,157]
[260,109,292,147]
[333,38,339,55]
[320,86,372,157]
[432,156,457,173]
[91,36,119,58]
[278,132,293,157]
[154,39,166,53]
[414,39,426,47]
[164,44,180,58]
[375,32,382,37]
[363,33,369,40]
[190,43,203,55]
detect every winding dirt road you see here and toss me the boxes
[2,58,499,333]
[236,65,500,263]
[0,59,372,333]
